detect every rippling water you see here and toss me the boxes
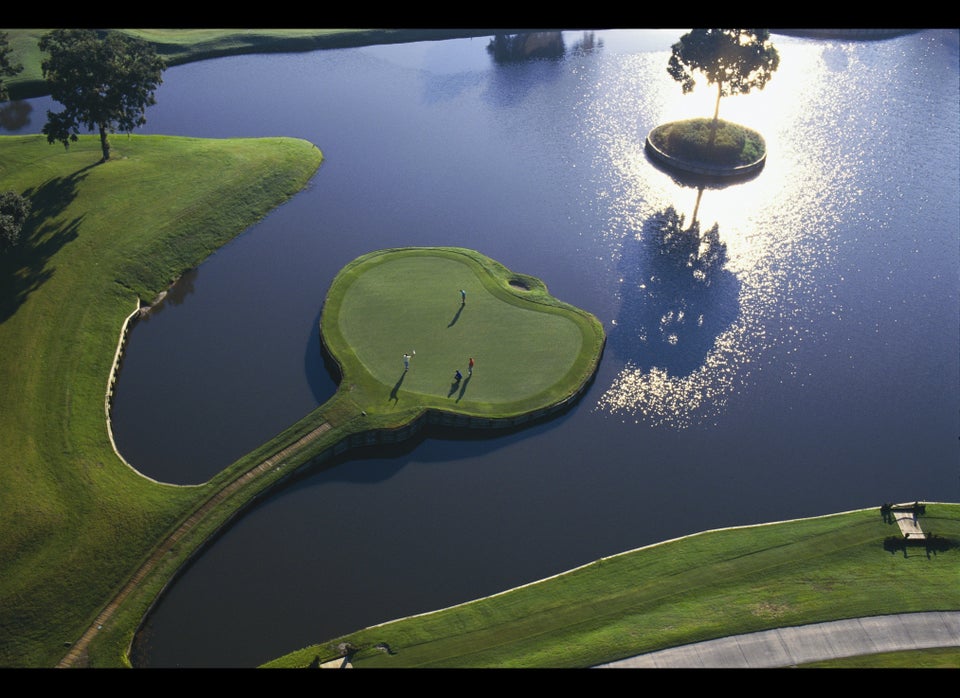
[591,36,957,429]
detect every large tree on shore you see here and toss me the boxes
[667,29,779,129]
[0,31,24,102]
[39,29,165,162]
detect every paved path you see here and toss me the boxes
[595,612,960,668]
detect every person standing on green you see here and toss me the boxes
[460,289,466,305]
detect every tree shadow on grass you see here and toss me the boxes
[0,168,94,324]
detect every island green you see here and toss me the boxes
[322,246,604,424]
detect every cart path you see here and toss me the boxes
[57,421,332,668]
[595,611,960,668]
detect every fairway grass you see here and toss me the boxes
[0,134,322,667]
[322,247,605,418]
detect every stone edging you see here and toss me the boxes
[645,131,766,179]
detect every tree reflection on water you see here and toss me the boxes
[486,31,604,64]
[610,205,741,378]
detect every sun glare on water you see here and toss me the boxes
[588,38,868,428]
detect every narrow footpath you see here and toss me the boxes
[57,421,333,668]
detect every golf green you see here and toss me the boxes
[321,247,605,417]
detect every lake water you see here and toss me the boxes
[3,29,957,668]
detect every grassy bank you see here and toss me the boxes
[265,504,960,668]
[0,134,322,667]
[1,29,498,100]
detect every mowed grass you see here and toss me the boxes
[265,504,960,668]
[1,29,497,99]
[322,247,605,418]
[0,134,322,667]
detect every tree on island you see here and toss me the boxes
[39,29,165,163]
[0,31,24,102]
[667,29,779,133]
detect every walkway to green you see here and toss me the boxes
[57,420,333,668]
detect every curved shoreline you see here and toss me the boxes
[319,247,606,420]
[103,300,175,486]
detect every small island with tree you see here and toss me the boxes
[647,29,779,178]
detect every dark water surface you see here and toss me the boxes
[4,29,957,668]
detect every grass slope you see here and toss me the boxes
[265,504,960,668]
[0,134,322,667]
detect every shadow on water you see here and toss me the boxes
[608,205,741,377]
[135,268,201,324]
[646,154,765,191]
[271,399,582,492]
[280,342,596,491]
[0,170,93,323]
[307,307,341,405]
